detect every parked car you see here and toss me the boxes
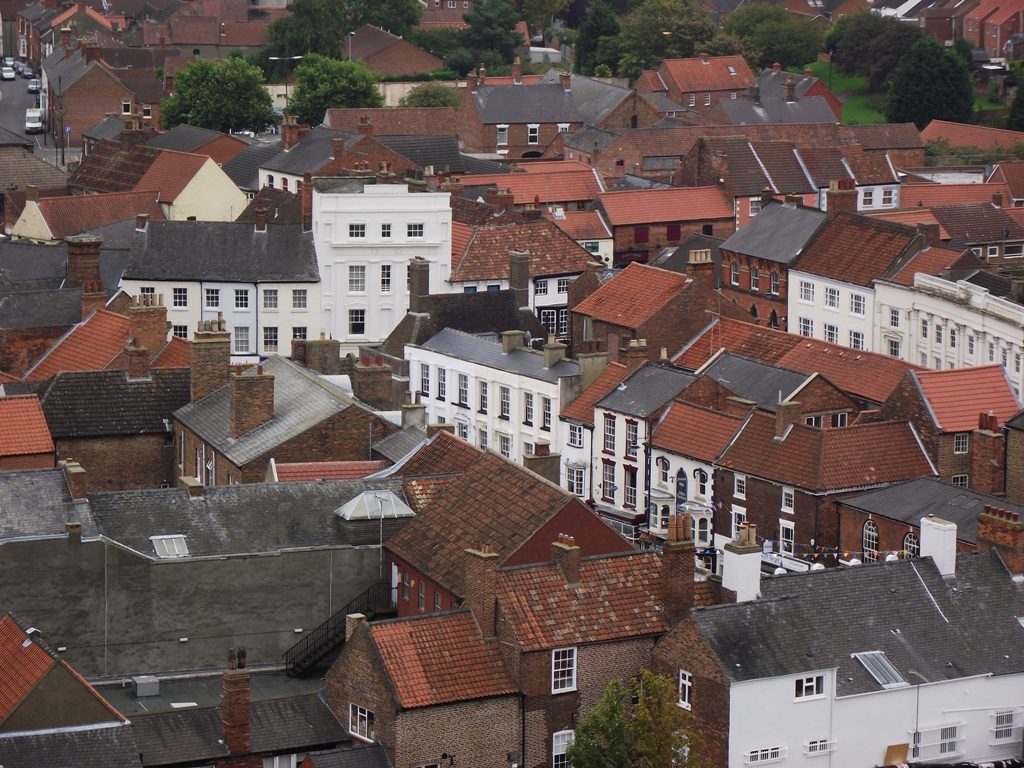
[27,78,40,94]
[21,66,34,79]
[2,57,13,67]
[1,67,16,81]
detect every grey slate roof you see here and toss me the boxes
[838,477,1024,545]
[261,126,359,176]
[0,125,34,149]
[0,146,70,189]
[376,134,461,173]
[0,289,82,329]
[563,124,618,153]
[650,233,721,272]
[223,142,284,192]
[597,363,695,418]
[84,116,127,143]
[0,724,141,768]
[0,467,96,543]
[250,694,347,752]
[0,239,129,293]
[44,50,94,94]
[89,476,410,558]
[719,201,826,264]
[610,174,673,191]
[700,352,810,412]
[40,369,191,438]
[374,425,428,463]
[146,123,227,153]
[472,83,584,124]
[174,356,366,467]
[537,70,632,125]
[123,220,318,283]
[693,551,1024,696]
[416,328,580,383]
[458,153,511,174]
[303,744,393,768]
[717,95,839,125]
[132,707,225,765]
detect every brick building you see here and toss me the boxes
[346,24,443,76]
[876,366,1019,494]
[146,124,249,167]
[0,395,55,470]
[635,55,756,111]
[1006,409,1024,503]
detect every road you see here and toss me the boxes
[0,74,81,169]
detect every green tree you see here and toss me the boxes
[407,27,467,59]
[463,0,522,64]
[886,37,974,128]
[825,11,923,91]
[617,0,719,72]
[520,0,570,35]
[723,3,821,69]
[1008,87,1024,131]
[400,81,463,107]
[722,3,789,40]
[566,679,634,768]
[161,57,277,133]
[575,0,619,75]
[286,54,383,126]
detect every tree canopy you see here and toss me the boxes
[616,0,722,76]
[519,0,570,35]
[161,57,277,133]
[724,4,821,69]
[886,37,973,128]
[825,11,923,91]
[399,81,463,107]
[574,0,620,75]
[463,0,522,65]
[1008,84,1024,131]
[286,54,383,126]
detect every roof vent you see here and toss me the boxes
[132,675,160,697]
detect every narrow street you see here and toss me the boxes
[0,75,81,169]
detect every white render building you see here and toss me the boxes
[313,180,451,350]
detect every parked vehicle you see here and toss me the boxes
[21,66,34,79]
[1,67,16,81]
[24,108,44,134]
[27,78,40,94]
[2,57,13,67]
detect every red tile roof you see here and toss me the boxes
[220,21,270,46]
[868,208,950,240]
[370,611,516,708]
[914,366,1020,433]
[546,210,612,241]
[323,107,457,136]
[792,211,918,287]
[275,460,387,481]
[397,429,482,478]
[403,476,457,513]
[921,120,1024,151]
[0,396,54,457]
[885,244,965,286]
[25,309,131,381]
[451,220,474,259]
[636,69,667,92]
[990,161,1024,199]
[0,614,54,724]
[134,150,208,202]
[450,219,594,282]
[598,186,733,226]
[151,336,191,368]
[34,190,164,240]
[718,412,935,491]
[496,552,666,651]
[461,168,603,205]
[651,401,742,462]
[573,263,687,327]
[561,362,628,425]
[898,182,1011,208]
[660,55,756,93]
[675,318,921,404]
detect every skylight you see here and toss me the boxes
[728,66,737,75]
[852,651,908,689]
[151,534,189,558]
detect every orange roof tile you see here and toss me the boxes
[151,336,191,368]
[450,219,593,282]
[914,366,1020,433]
[0,614,54,724]
[636,69,667,92]
[461,168,602,205]
[0,396,54,457]
[134,150,208,202]
[573,263,687,327]
[451,221,474,263]
[898,182,1011,208]
[561,362,628,425]
[991,160,1024,199]
[660,56,756,93]
[35,190,164,240]
[398,430,482,478]
[868,208,950,240]
[370,611,516,708]
[651,401,742,462]
[275,460,387,481]
[496,552,667,651]
[792,211,918,287]
[885,244,965,286]
[403,476,457,513]
[921,120,1024,152]
[547,210,611,241]
[25,309,131,382]
[598,187,733,226]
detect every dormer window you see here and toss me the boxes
[151,534,188,558]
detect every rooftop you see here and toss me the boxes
[921,119,1024,151]
[597,186,733,225]
[415,328,580,384]
[573,263,687,328]
[449,218,593,282]
[27,190,164,240]
[597,362,696,418]
[697,351,812,412]
[659,55,756,92]
[0,395,54,456]
[0,468,94,543]
[913,366,1020,432]
[323,106,456,136]
[792,211,919,287]
[651,401,743,462]
[720,201,825,264]
[25,309,132,382]
[561,362,628,425]
[461,166,603,205]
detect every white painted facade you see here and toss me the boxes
[788,269,875,353]
[118,278,319,362]
[591,403,650,540]
[313,184,451,351]
[558,417,593,501]
[647,446,715,546]
[875,274,1024,397]
[404,344,569,465]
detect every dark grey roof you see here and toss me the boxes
[0,724,141,768]
[537,70,632,125]
[146,124,226,153]
[609,173,673,191]
[472,84,584,124]
[376,134,461,173]
[457,153,511,174]
[40,368,190,438]
[1007,408,1024,431]
[44,50,93,95]
[132,707,225,765]
[89,476,410,558]
[839,477,1024,545]
[261,127,359,176]
[174,356,365,466]
[717,95,839,125]
[720,201,826,264]
[303,744,393,768]
[223,143,284,192]
[0,239,128,293]
[0,125,34,149]
[250,694,347,752]
[123,220,318,283]
[416,328,580,383]
[650,233,721,271]
[693,551,1024,695]
[563,124,619,153]
[84,115,127,142]
[965,268,1014,298]
[86,219,146,253]
[700,352,810,412]
[597,363,695,418]
[0,467,96,543]
[757,69,822,101]
[374,425,428,463]
[0,289,82,329]
[16,3,49,21]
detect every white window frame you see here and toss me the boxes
[498,432,511,458]
[380,264,391,293]
[205,287,220,308]
[292,289,307,309]
[889,308,900,328]
[172,287,188,307]
[731,505,746,539]
[496,124,509,146]
[794,674,824,700]
[420,363,430,397]
[734,474,746,499]
[824,323,837,344]
[799,317,813,337]
[825,286,839,309]
[745,746,786,765]
[863,520,879,562]
[677,669,692,709]
[568,423,583,448]
[263,289,278,310]
[151,534,188,558]
[782,486,794,513]
[457,373,469,406]
[527,123,540,145]
[803,739,836,756]
[567,466,585,496]
[349,223,366,239]
[234,326,249,354]
[799,280,814,303]
[500,386,511,418]
[779,518,795,556]
[348,265,366,293]
[407,223,424,238]
[603,414,615,452]
[850,292,865,317]
[952,473,968,487]
[234,289,249,310]
[551,647,577,693]
[954,432,969,454]
[849,330,864,350]
[553,730,575,768]
[348,703,375,742]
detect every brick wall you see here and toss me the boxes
[389,553,460,618]
[718,250,789,329]
[0,452,55,470]
[320,136,421,179]
[395,696,521,768]
[598,93,661,131]
[504,499,633,566]
[1006,428,1024,503]
[0,326,73,376]
[59,66,132,146]
[837,503,974,558]
[55,434,175,492]
[608,218,734,262]
[363,40,443,77]
[797,377,861,422]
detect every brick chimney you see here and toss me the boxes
[61,26,71,48]
[25,184,39,202]
[523,439,560,483]
[971,411,1005,495]
[783,74,797,102]
[462,545,500,637]
[552,534,581,585]
[560,71,572,92]
[190,314,230,402]
[500,330,524,354]
[512,56,522,85]
[661,513,695,625]
[477,63,486,88]
[61,460,87,499]
[775,401,801,438]
[623,338,649,371]
[301,171,313,231]
[135,213,149,232]
[280,113,304,150]
[229,365,275,438]
[916,222,940,246]
[127,293,169,354]
[408,257,431,313]
[401,394,427,430]
[977,505,1024,574]
[509,251,530,310]
[83,43,100,64]
[357,114,374,135]
[485,187,514,208]
[221,648,254,759]
[345,613,366,641]
[722,523,761,602]
[65,233,102,288]
[125,342,150,379]
[254,205,266,233]
[826,178,857,217]
[993,192,1003,208]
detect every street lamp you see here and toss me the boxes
[347,31,355,61]
[267,54,303,107]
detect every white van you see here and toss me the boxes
[25,108,44,134]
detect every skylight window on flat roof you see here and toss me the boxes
[852,651,908,689]
[151,534,189,558]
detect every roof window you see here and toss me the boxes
[151,534,189,558]
[852,651,907,689]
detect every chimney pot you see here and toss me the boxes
[500,330,525,354]
[25,185,39,202]
[462,547,500,637]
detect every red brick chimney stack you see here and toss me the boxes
[189,314,230,402]
[357,114,374,136]
[135,213,149,231]
[462,545,500,637]
[408,257,431,313]
[254,205,266,232]
[61,460,87,499]
[221,647,256,763]
[301,171,313,231]
[971,411,1006,495]
[552,533,581,585]
[229,365,275,438]
[826,178,857,217]
[623,338,649,371]
[661,513,695,625]
[977,505,1024,574]
[512,56,522,85]
[560,71,572,92]
[775,400,802,438]
[127,293,169,354]
[65,233,103,288]
[509,251,530,310]
[125,341,150,379]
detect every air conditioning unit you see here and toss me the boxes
[132,675,160,698]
